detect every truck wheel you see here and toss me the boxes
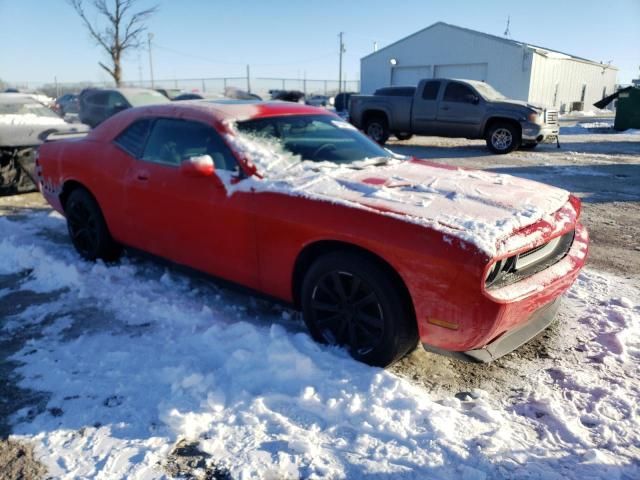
[64,188,121,261]
[365,116,390,145]
[394,132,413,141]
[486,122,520,154]
[301,251,418,367]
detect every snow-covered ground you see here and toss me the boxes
[1,199,638,478]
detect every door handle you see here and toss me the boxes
[136,173,149,181]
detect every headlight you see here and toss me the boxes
[527,112,543,124]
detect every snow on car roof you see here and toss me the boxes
[173,100,334,122]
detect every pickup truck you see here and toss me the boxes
[349,79,559,154]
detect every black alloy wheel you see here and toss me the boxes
[301,251,418,367]
[310,270,385,356]
[64,188,121,261]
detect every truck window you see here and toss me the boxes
[421,81,441,100]
[443,83,476,103]
[374,87,416,97]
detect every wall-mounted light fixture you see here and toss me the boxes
[389,58,398,66]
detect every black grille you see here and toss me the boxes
[486,230,575,290]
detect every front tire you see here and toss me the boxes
[486,122,520,154]
[301,251,418,367]
[64,188,121,261]
[364,116,390,145]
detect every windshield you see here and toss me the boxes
[0,99,59,118]
[126,91,171,107]
[236,115,394,174]
[472,82,507,101]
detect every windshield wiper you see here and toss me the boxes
[346,157,391,170]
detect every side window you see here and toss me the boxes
[90,92,109,106]
[114,119,152,157]
[421,81,441,100]
[141,118,237,170]
[443,83,476,103]
[109,92,127,109]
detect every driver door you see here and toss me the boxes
[436,81,484,138]
[124,116,259,288]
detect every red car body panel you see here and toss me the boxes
[37,101,588,357]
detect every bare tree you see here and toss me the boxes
[69,0,158,86]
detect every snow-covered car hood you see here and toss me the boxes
[227,158,570,257]
[0,115,90,147]
[223,127,572,257]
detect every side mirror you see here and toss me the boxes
[180,155,215,177]
[465,94,480,105]
[113,104,128,113]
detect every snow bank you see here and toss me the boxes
[561,121,640,136]
[559,108,613,119]
[2,210,639,479]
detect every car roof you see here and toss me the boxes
[137,100,336,123]
[0,93,40,104]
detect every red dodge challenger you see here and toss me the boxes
[36,100,588,367]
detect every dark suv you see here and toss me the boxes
[79,88,169,128]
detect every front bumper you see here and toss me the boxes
[418,220,588,360]
[521,122,560,143]
[423,297,561,362]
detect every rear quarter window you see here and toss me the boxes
[114,119,152,157]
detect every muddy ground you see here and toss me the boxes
[1,131,638,478]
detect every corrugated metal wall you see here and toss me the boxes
[528,53,618,111]
[360,23,532,99]
[360,23,618,111]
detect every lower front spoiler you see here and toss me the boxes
[422,297,562,363]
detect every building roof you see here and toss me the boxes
[362,22,618,70]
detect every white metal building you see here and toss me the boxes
[360,22,618,112]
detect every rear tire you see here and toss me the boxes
[394,132,413,141]
[64,188,121,261]
[301,251,418,367]
[364,116,390,145]
[486,122,520,154]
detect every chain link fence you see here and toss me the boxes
[8,77,360,100]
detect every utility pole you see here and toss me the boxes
[338,32,345,93]
[147,33,155,88]
[503,16,511,38]
[246,64,251,93]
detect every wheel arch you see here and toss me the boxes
[291,240,416,321]
[362,109,389,126]
[483,116,522,138]
[59,179,94,209]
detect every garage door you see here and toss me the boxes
[391,65,432,86]
[434,63,488,81]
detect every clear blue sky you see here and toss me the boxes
[1,0,638,86]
